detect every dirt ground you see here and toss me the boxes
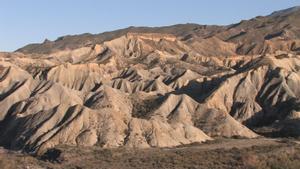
[1,138,300,169]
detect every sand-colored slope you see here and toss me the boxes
[1,8,300,154]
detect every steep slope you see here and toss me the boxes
[0,7,300,154]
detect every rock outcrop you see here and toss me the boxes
[0,6,300,154]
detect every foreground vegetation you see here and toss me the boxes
[1,138,300,169]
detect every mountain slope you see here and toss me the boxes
[0,7,300,154]
[17,6,300,56]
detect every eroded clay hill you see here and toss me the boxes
[0,7,300,154]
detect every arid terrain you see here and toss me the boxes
[1,138,300,169]
[0,6,300,169]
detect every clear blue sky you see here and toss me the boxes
[0,0,299,52]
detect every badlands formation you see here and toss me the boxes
[0,7,300,155]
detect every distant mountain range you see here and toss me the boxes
[18,6,300,56]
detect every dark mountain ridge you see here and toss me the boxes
[17,6,300,55]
